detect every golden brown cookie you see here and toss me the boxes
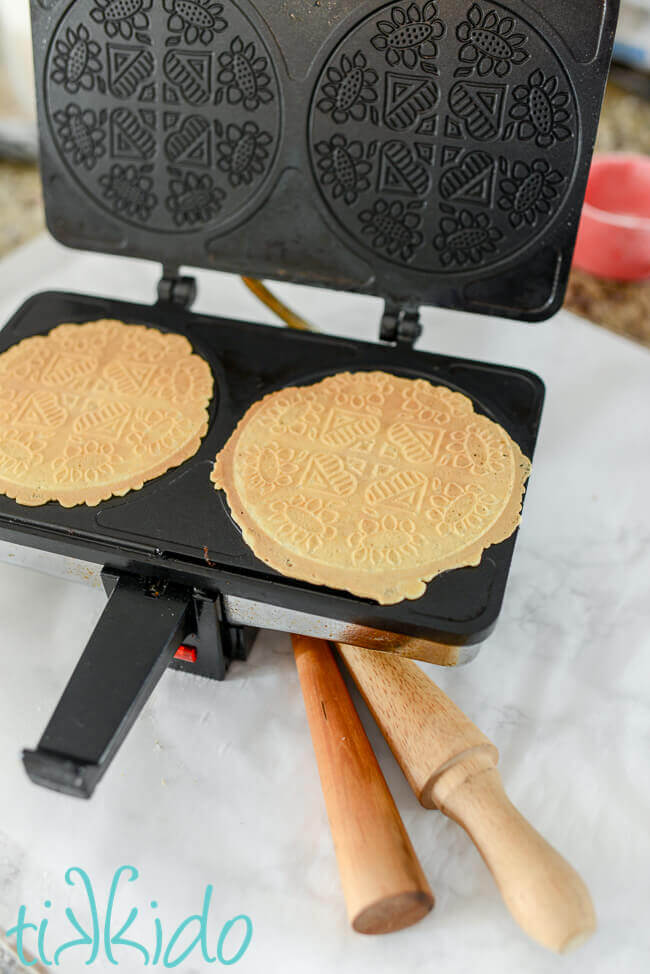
[0,319,213,507]
[212,372,531,605]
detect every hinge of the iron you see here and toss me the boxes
[380,301,422,346]
[157,264,198,310]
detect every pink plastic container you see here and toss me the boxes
[573,153,650,281]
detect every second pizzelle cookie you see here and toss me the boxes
[212,371,531,605]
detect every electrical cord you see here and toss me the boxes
[241,277,315,332]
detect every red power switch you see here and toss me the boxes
[175,645,198,664]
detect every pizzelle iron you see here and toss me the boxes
[0,0,617,796]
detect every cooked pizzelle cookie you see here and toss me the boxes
[212,371,531,605]
[0,319,213,507]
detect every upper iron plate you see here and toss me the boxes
[31,0,617,319]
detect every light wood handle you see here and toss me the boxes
[336,643,496,808]
[433,749,596,953]
[337,643,596,953]
[292,635,434,934]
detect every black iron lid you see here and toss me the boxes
[31,0,617,321]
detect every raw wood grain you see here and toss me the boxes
[337,643,596,953]
[293,635,434,934]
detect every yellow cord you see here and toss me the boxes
[241,276,315,332]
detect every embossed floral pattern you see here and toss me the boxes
[349,513,425,568]
[165,170,225,226]
[440,422,509,475]
[456,4,528,77]
[217,122,273,188]
[498,159,564,228]
[0,430,46,478]
[217,36,274,110]
[50,25,103,95]
[119,328,178,363]
[359,200,423,262]
[144,360,214,403]
[126,409,191,457]
[509,70,571,148]
[433,209,502,266]
[239,443,304,495]
[329,371,392,411]
[426,482,499,536]
[54,104,106,171]
[401,382,452,425]
[0,342,52,387]
[90,0,153,40]
[53,440,122,485]
[164,0,227,45]
[371,2,445,74]
[316,51,379,124]
[267,395,325,441]
[100,164,157,221]
[315,135,372,206]
[436,385,474,417]
[267,495,339,555]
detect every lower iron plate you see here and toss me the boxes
[0,291,544,662]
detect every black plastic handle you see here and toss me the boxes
[23,574,191,799]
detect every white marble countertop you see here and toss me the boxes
[0,237,648,974]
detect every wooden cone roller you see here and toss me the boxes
[336,643,596,954]
[292,635,434,934]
